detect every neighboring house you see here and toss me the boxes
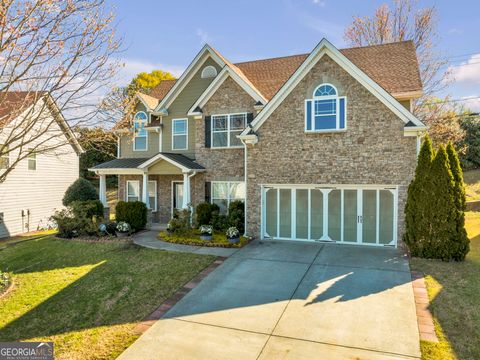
[91,38,426,247]
[0,92,82,238]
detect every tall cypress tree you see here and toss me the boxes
[429,145,457,260]
[404,135,435,256]
[446,142,470,260]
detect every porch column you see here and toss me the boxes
[142,172,149,207]
[99,174,107,207]
[182,172,190,209]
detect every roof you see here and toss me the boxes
[137,92,159,110]
[91,153,205,171]
[91,157,150,169]
[0,91,46,127]
[149,79,176,100]
[145,41,422,103]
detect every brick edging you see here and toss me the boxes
[133,256,226,334]
[411,270,439,343]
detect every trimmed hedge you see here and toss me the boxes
[195,202,219,227]
[116,201,147,231]
[71,200,104,219]
[63,178,98,206]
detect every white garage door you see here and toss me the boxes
[261,185,398,247]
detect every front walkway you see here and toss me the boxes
[119,240,421,359]
[133,230,240,257]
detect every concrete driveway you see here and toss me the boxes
[118,241,420,359]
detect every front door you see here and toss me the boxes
[172,181,184,213]
[262,186,397,246]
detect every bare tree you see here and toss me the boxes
[344,0,448,99]
[0,0,122,182]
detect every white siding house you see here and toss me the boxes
[0,93,82,238]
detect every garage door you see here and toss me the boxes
[261,186,397,246]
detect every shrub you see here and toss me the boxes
[115,201,147,231]
[167,209,191,233]
[405,136,470,261]
[227,200,245,234]
[50,208,98,238]
[195,202,219,227]
[63,178,98,206]
[0,271,10,293]
[211,210,228,231]
[71,200,104,219]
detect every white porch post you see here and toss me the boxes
[182,172,190,209]
[99,174,107,207]
[142,172,149,207]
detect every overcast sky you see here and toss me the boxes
[107,0,480,111]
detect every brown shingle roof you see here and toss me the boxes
[144,41,422,103]
[149,79,176,102]
[234,41,422,100]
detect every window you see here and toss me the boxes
[172,118,188,150]
[134,112,148,151]
[201,65,217,79]
[126,180,140,202]
[148,180,157,211]
[211,181,245,213]
[27,149,36,171]
[305,84,346,132]
[0,144,8,170]
[212,113,246,148]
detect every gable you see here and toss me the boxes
[203,76,257,114]
[242,39,425,137]
[167,56,222,115]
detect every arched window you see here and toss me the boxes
[201,65,217,79]
[305,83,346,132]
[133,111,148,151]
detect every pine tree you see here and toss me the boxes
[428,145,457,260]
[404,135,435,256]
[446,142,470,260]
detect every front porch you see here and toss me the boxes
[90,153,205,224]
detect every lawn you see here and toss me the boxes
[410,211,480,360]
[0,237,215,360]
[463,169,480,201]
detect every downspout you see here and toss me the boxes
[241,139,248,237]
[188,171,196,223]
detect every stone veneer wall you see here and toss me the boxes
[195,76,256,188]
[245,55,417,243]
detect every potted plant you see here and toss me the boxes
[226,226,240,244]
[199,225,213,241]
[116,221,130,237]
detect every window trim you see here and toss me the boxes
[148,180,157,211]
[201,65,218,79]
[0,144,9,170]
[126,180,140,202]
[133,111,148,152]
[305,83,347,133]
[171,180,184,214]
[211,112,247,149]
[172,118,188,151]
[27,149,36,171]
[211,181,246,212]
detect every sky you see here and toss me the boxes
[106,0,480,111]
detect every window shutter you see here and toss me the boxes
[339,98,346,129]
[205,182,211,203]
[305,100,312,131]
[246,113,254,125]
[205,116,211,148]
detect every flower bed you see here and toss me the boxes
[158,230,250,248]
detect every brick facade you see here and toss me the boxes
[245,55,417,241]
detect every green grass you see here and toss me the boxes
[159,230,249,248]
[0,229,57,249]
[0,237,214,359]
[464,169,480,201]
[410,211,480,359]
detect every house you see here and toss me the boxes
[0,92,82,238]
[91,38,426,247]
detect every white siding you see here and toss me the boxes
[0,99,79,238]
